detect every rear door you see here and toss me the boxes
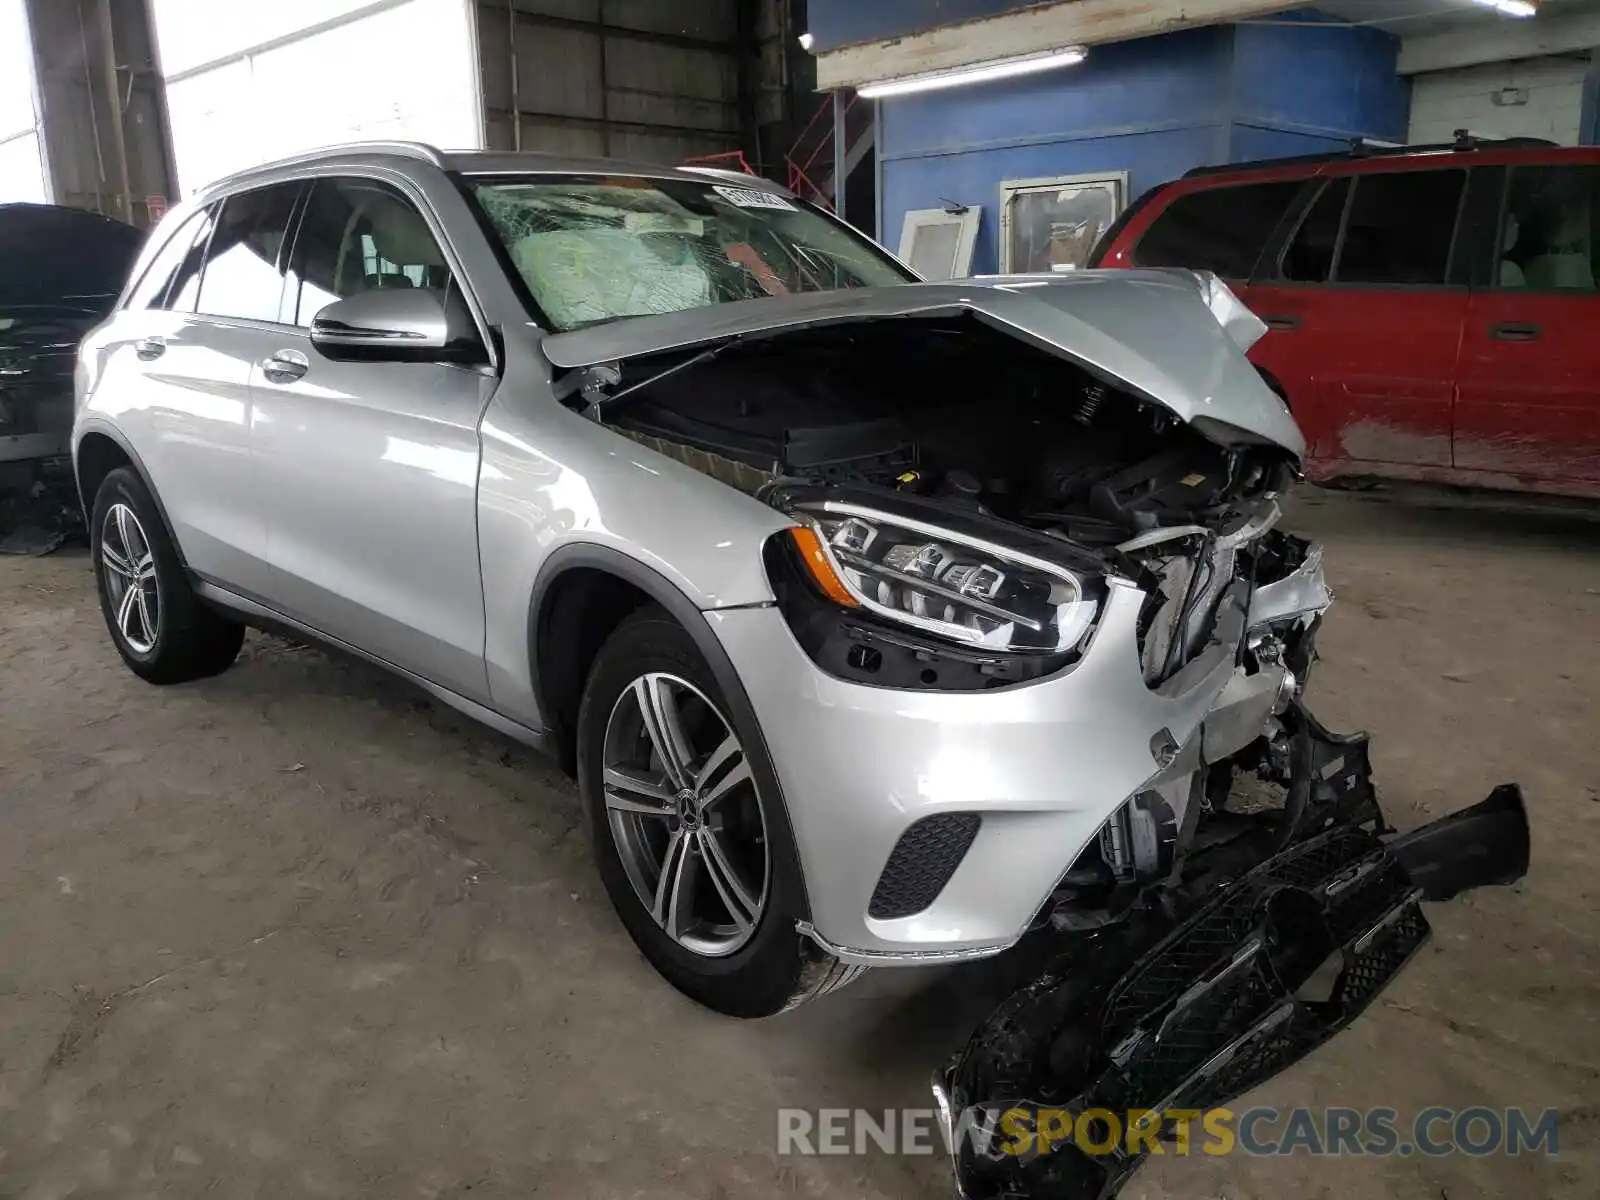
[252,175,493,701]
[87,189,299,591]
[1454,161,1600,487]
[1244,167,1470,471]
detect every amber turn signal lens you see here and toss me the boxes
[787,526,860,608]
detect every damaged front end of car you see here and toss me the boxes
[542,269,1530,1197]
[933,780,1529,1200]
[1,203,143,555]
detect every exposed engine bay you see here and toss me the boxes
[577,315,1308,693]
[562,302,1531,1200]
[587,317,1297,545]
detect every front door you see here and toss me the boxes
[253,175,493,701]
[1243,168,1469,473]
[1455,160,1600,487]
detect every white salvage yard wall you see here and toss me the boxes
[1408,56,1590,147]
[0,0,48,203]
[152,0,483,196]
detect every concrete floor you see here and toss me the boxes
[1,488,1597,1200]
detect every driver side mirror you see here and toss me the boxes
[309,288,487,365]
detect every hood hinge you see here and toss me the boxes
[552,363,623,419]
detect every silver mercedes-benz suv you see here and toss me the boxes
[74,141,1337,1018]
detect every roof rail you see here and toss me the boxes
[1182,130,1560,179]
[206,141,448,187]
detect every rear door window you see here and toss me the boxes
[1132,180,1304,278]
[165,206,221,314]
[125,208,215,311]
[1496,165,1599,292]
[195,183,304,322]
[1335,170,1466,286]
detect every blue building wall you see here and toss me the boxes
[812,2,1413,272]
[878,27,1233,272]
[1227,16,1410,157]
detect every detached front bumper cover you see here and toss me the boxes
[937,783,1530,1200]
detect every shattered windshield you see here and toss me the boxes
[467,175,915,331]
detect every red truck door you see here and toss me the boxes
[1241,168,1470,473]
[1454,162,1600,487]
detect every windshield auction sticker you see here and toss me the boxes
[712,184,798,211]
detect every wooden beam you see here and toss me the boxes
[1398,12,1600,76]
[813,0,1289,92]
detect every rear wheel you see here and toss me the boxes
[576,606,864,1016]
[91,467,244,684]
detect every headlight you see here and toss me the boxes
[785,501,1098,654]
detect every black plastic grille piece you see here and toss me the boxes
[868,814,982,920]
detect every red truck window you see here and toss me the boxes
[1282,178,1349,282]
[1498,166,1598,292]
[1337,170,1465,285]
[1133,180,1302,278]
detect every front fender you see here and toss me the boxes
[476,376,791,730]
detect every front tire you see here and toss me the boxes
[576,605,863,1017]
[91,467,244,684]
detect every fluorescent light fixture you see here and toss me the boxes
[857,46,1088,99]
[798,32,815,50]
[1471,0,1537,15]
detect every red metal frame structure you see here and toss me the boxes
[785,92,860,210]
[682,94,869,215]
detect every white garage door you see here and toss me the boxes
[1408,56,1589,148]
[153,0,483,196]
[0,0,48,204]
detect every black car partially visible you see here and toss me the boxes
[1,203,143,552]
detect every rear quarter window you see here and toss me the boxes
[123,209,213,311]
[1132,180,1305,279]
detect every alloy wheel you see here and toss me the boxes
[602,672,769,958]
[100,502,160,654]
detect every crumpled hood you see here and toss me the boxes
[540,268,1305,457]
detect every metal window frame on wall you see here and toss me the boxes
[998,170,1127,275]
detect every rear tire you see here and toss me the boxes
[90,467,244,684]
[576,605,864,1016]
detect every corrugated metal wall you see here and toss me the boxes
[23,0,174,224]
[0,0,174,220]
[477,0,751,163]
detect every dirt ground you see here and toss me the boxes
[1,487,1597,1200]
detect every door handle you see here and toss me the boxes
[261,350,309,384]
[1262,314,1302,332]
[1489,322,1541,342]
[135,336,166,361]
